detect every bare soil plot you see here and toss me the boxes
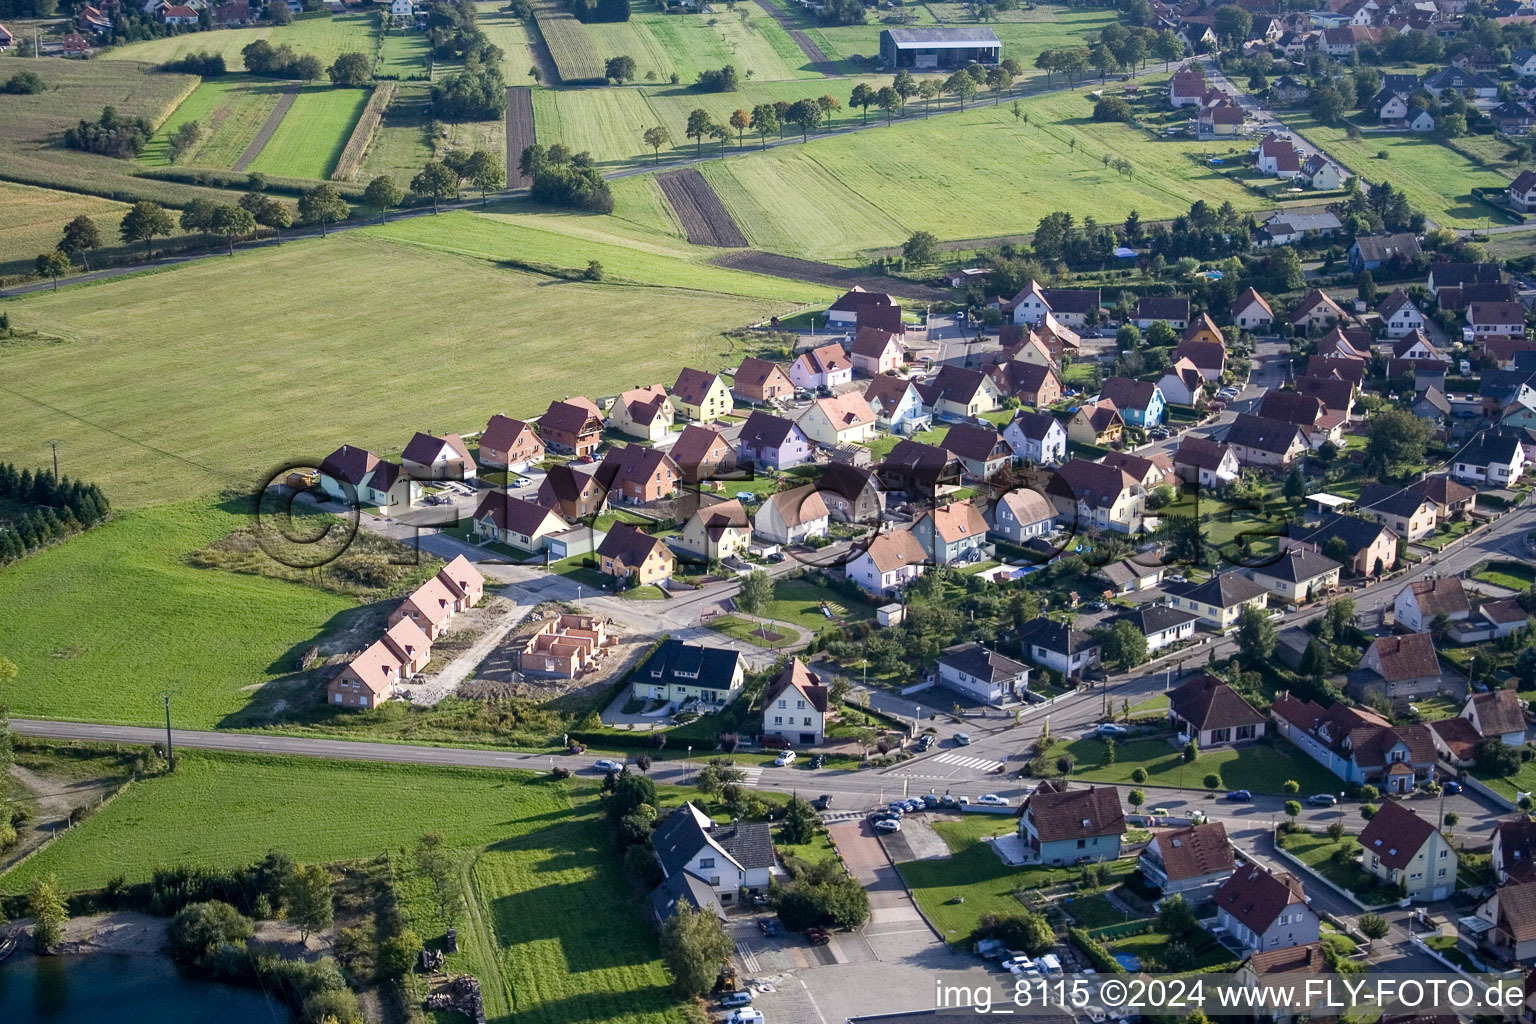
[712,250,952,300]
[656,168,748,248]
[233,83,299,173]
[750,0,841,76]
[506,85,536,188]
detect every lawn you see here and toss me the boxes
[625,7,814,83]
[1472,759,1536,801]
[1473,559,1536,591]
[0,229,794,508]
[102,12,380,67]
[137,76,289,169]
[1275,831,1399,906]
[1407,695,1460,722]
[756,576,876,632]
[246,85,372,179]
[0,181,130,281]
[707,614,801,649]
[1062,736,1341,797]
[0,500,361,729]
[376,27,432,78]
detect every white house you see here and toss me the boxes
[318,444,420,509]
[1003,410,1068,465]
[401,431,477,481]
[653,802,774,906]
[753,484,829,546]
[788,343,854,391]
[844,529,926,598]
[1018,616,1100,679]
[1393,577,1470,634]
[797,392,878,446]
[760,658,829,746]
[1451,431,1527,486]
[988,487,1056,543]
[1214,865,1320,955]
[1377,289,1424,338]
[936,642,1030,705]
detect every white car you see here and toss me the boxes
[774,751,797,766]
[592,759,624,773]
[1000,955,1037,973]
[726,1010,765,1024]
[976,794,1010,807]
[873,817,901,833]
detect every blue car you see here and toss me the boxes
[1225,790,1253,802]
[1443,781,1463,794]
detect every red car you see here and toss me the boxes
[806,927,830,946]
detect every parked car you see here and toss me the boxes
[976,794,1009,807]
[757,919,778,937]
[1307,793,1338,807]
[1148,806,1171,817]
[1096,723,1128,737]
[1443,781,1463,794]
[873,817,902,833]
[806,927,831,946]
[939,794,959,808]
[722,991,754,1008]
[812,794,833,810]
[775,751,797,766]
[592,759,624,773]
[1001,955,1039,974]
[922,793,941,808]
[886,802,907,815]
[809,755,825,769]
[954,733,972,746]
[1083,601,1108,612]
[916,734,935,751]
[727,1009,765,1024]
[1225,790,1253,802]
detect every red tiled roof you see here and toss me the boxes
[1214,864,1309,935]
[1357,799,1437,870]
[1168,674,1265,732]
[1024,784,1126,843]
[1151,821,1235,881]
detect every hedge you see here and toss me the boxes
[1068,927,1126,973]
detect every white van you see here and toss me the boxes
[727,1010,766,1024]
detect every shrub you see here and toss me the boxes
[695,64,740,92]
[64,106,152,158]
[159,52,226,76]
[3,70,47,94]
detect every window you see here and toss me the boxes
[797,700,806,709]
[774,716,783,725]
[1077,839,1086,849]
[699,858,714,869]
[777,699,786,708]
[803,717,812,726]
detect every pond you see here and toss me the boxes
[0,952,288,1023]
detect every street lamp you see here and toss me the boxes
[687,745,693,779]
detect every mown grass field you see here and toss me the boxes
[0,181,131,280]
[0,500,358,729]
[377,28,433,78]
[247,85,371,179]
[138,77,288,168]
[586,8,813,85]
[1062,737,1341,797]
[101,12,380,67]
[1284,115,1512,228]
[0,230,798,507]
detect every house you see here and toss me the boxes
[597,523,674,586]
[630,639,744,707]
[670,368,734,423]
[1269,74,1311,105]
[1140,821,1236,897]
[1170,63,1206,107]
[1349,232,1421,274]
[1512,170,1536,214]
[1493,818,1536,884]
[1369,87,1410,122]
[677,498,752,562]
[1018,616,1101,679]
[608,384,674,443]
[1462,689,1528,747]
[1424,64,1499,98]
[669,424,735,484]
[1413,386,1453,422]
[1428,261,1502,298]
[1451,430,1527,485]
[1405,472,1476,522]
[913,500,989,565]
[1290,289,1348,330]
[987,487,1056,544]
[1175,435,1240,488]
[937,642,1030,705]
[1174,338,1227,382]
[1350,632,1444,704]
[1018,781,1126,865]
[1470,300,1528,339]
[761,658,830,745]
[736,412,813,471]
[1232,287,1274,331]
[472,492,567,553]
[1356,484,1438,541]
[1257,135,1303,178]
[789,343,854,392]
[848,326,904,377]
[595,444,679,504]
[1199,99,1245,136]
[1066,400,1124,446]
[158,3,198,23]
[1169,673,1267,745]
[1293,375,1356,431]
[984,359,1064,410]
[844,528,927,597]
[753,484,829,546]
[1358,799,1458,901]
[1134,295,1191,329]
[1299,154,1343,190]
[862,374,931,436]
[389,578,462,641]
[1117,604,1199,652]
[1258,209,1344,246]
[649,870,725,926]
[1248,548,1342,604]
[380,616,432,679]
[436,555,485,613]
[1303,354,1366,387]
[1467,881,1536,963]
[1003,410,1068,466]
[1377,289,1425,339]
[731,357,793,404]
[518,612,610,679]
[929,364,1003,418]
[1099,377,1166,428]
[1493,102,1536,135]
[943,423,1011,480]
[798,392,878,447]
[1271,694,1436,787]
[1257,391,1332,444]
[1099,450,1176,492]
[825,287,894,328]
[1158,358,1207,407]
[318,445,419,509]
[1008,281,1102,328]
[652,802,773,906]
[329,638,405,709]
[1045,458,1145,534]
[1394,577,1470,633]
[0,23,12,49]
[538,396,604,457]
[401,431,476,482]
[879,438,963,496]
[1214,865,1319,956]
[478,415,544,471]
[536,464,608,519]
[1515,47,1536,76]
[1282,514,1398,577]
[1316,327,1371,363]
[1224,413,1309,469]
[1163,573,1270,632]
[1390,328,1446,364]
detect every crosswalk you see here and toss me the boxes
[735,941,760,973]
[930,751,1006,772]
[736,765,764,787]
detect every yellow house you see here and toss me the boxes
[677,499,752,562]
[597,523,674,586]
[671,367,734,423]
[1066,400,1123,446]
[607,384,674,442]
[1180,313,1224,347]
[1357,799,1457,901]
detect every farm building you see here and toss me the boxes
[879,27,1000,69]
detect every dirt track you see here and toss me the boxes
[505,86,536,188]
[656,168,748,247]
[750,0,842,77]
[712,251,953,300]
[232,83,299,174]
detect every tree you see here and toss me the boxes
[1102,737,1116,766]
[1213,4,1252,44]
[58,215,102,271]
[1236,604,1277,665]
[1324,535,1351,567]
[167,120,203,163]
[28,876,68,953]
[1356,269,1378,304]
[378,928,421,978]
[685,108,715,155]
[416,832,465,925]
[180,197,217,247]
[736,569,773,614]
[409,161,459,214]
[464,149,505,203]
[299,183,349,234]
[1358,913,1389,940]
[1438,112,1467,138]
[1475,737,1521,777]
[265,0,293,24]
[119,201,174,258]
[1131,767,1147,784]
[1283,466,1306,502]
[850,82,875,123]
[749,104,778,149]
[893,70,917,109]
[1156,894,1197,937]
[1284,799,1302,824]
[1444,810,1459,834]
[1203,772,1221,793]
[604,55,636,84]
[283,863,334,942]
[986,64,1014,103]
[209,204,256,255]
[781,795,820,845]
[729,108,750,148]
[696,759,746,797]
[168,900,252,964]
[254,196,292,241]
[363,175,403,224]
[1128,788,1144,811]
[1098,618,1149,671]
[1283,779,1300,796]
[944,70,977,109]
[610,771,659,820]
[1364,408,1429,480]
[876,85,901,124]
[902,230,938,266]
[1312,86,1345,125]
[786,98,823,141]
[328,51,372,88]
[660,904,734,997]
[34,251,71,291]
[642,125,670,163]
[1155,29,1183,69]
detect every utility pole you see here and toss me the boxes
[160,691,176,772]
[46,439,60,481]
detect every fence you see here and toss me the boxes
[1460,773,1518,812]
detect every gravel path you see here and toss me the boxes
[750,0,842,77]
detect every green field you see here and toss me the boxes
[0,501,355,729]
[586,9,814,85]
[102,12,380,68]
[247,85,371,179]
[138,76,288,168]
[0,181,132,281]
[1062,736,1342,796]
[376,28,433,78]
[1283,115,1513,228]
[0,228,798,507]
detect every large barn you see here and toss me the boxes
[878,26,1002,69]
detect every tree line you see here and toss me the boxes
[0,463,110,567]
